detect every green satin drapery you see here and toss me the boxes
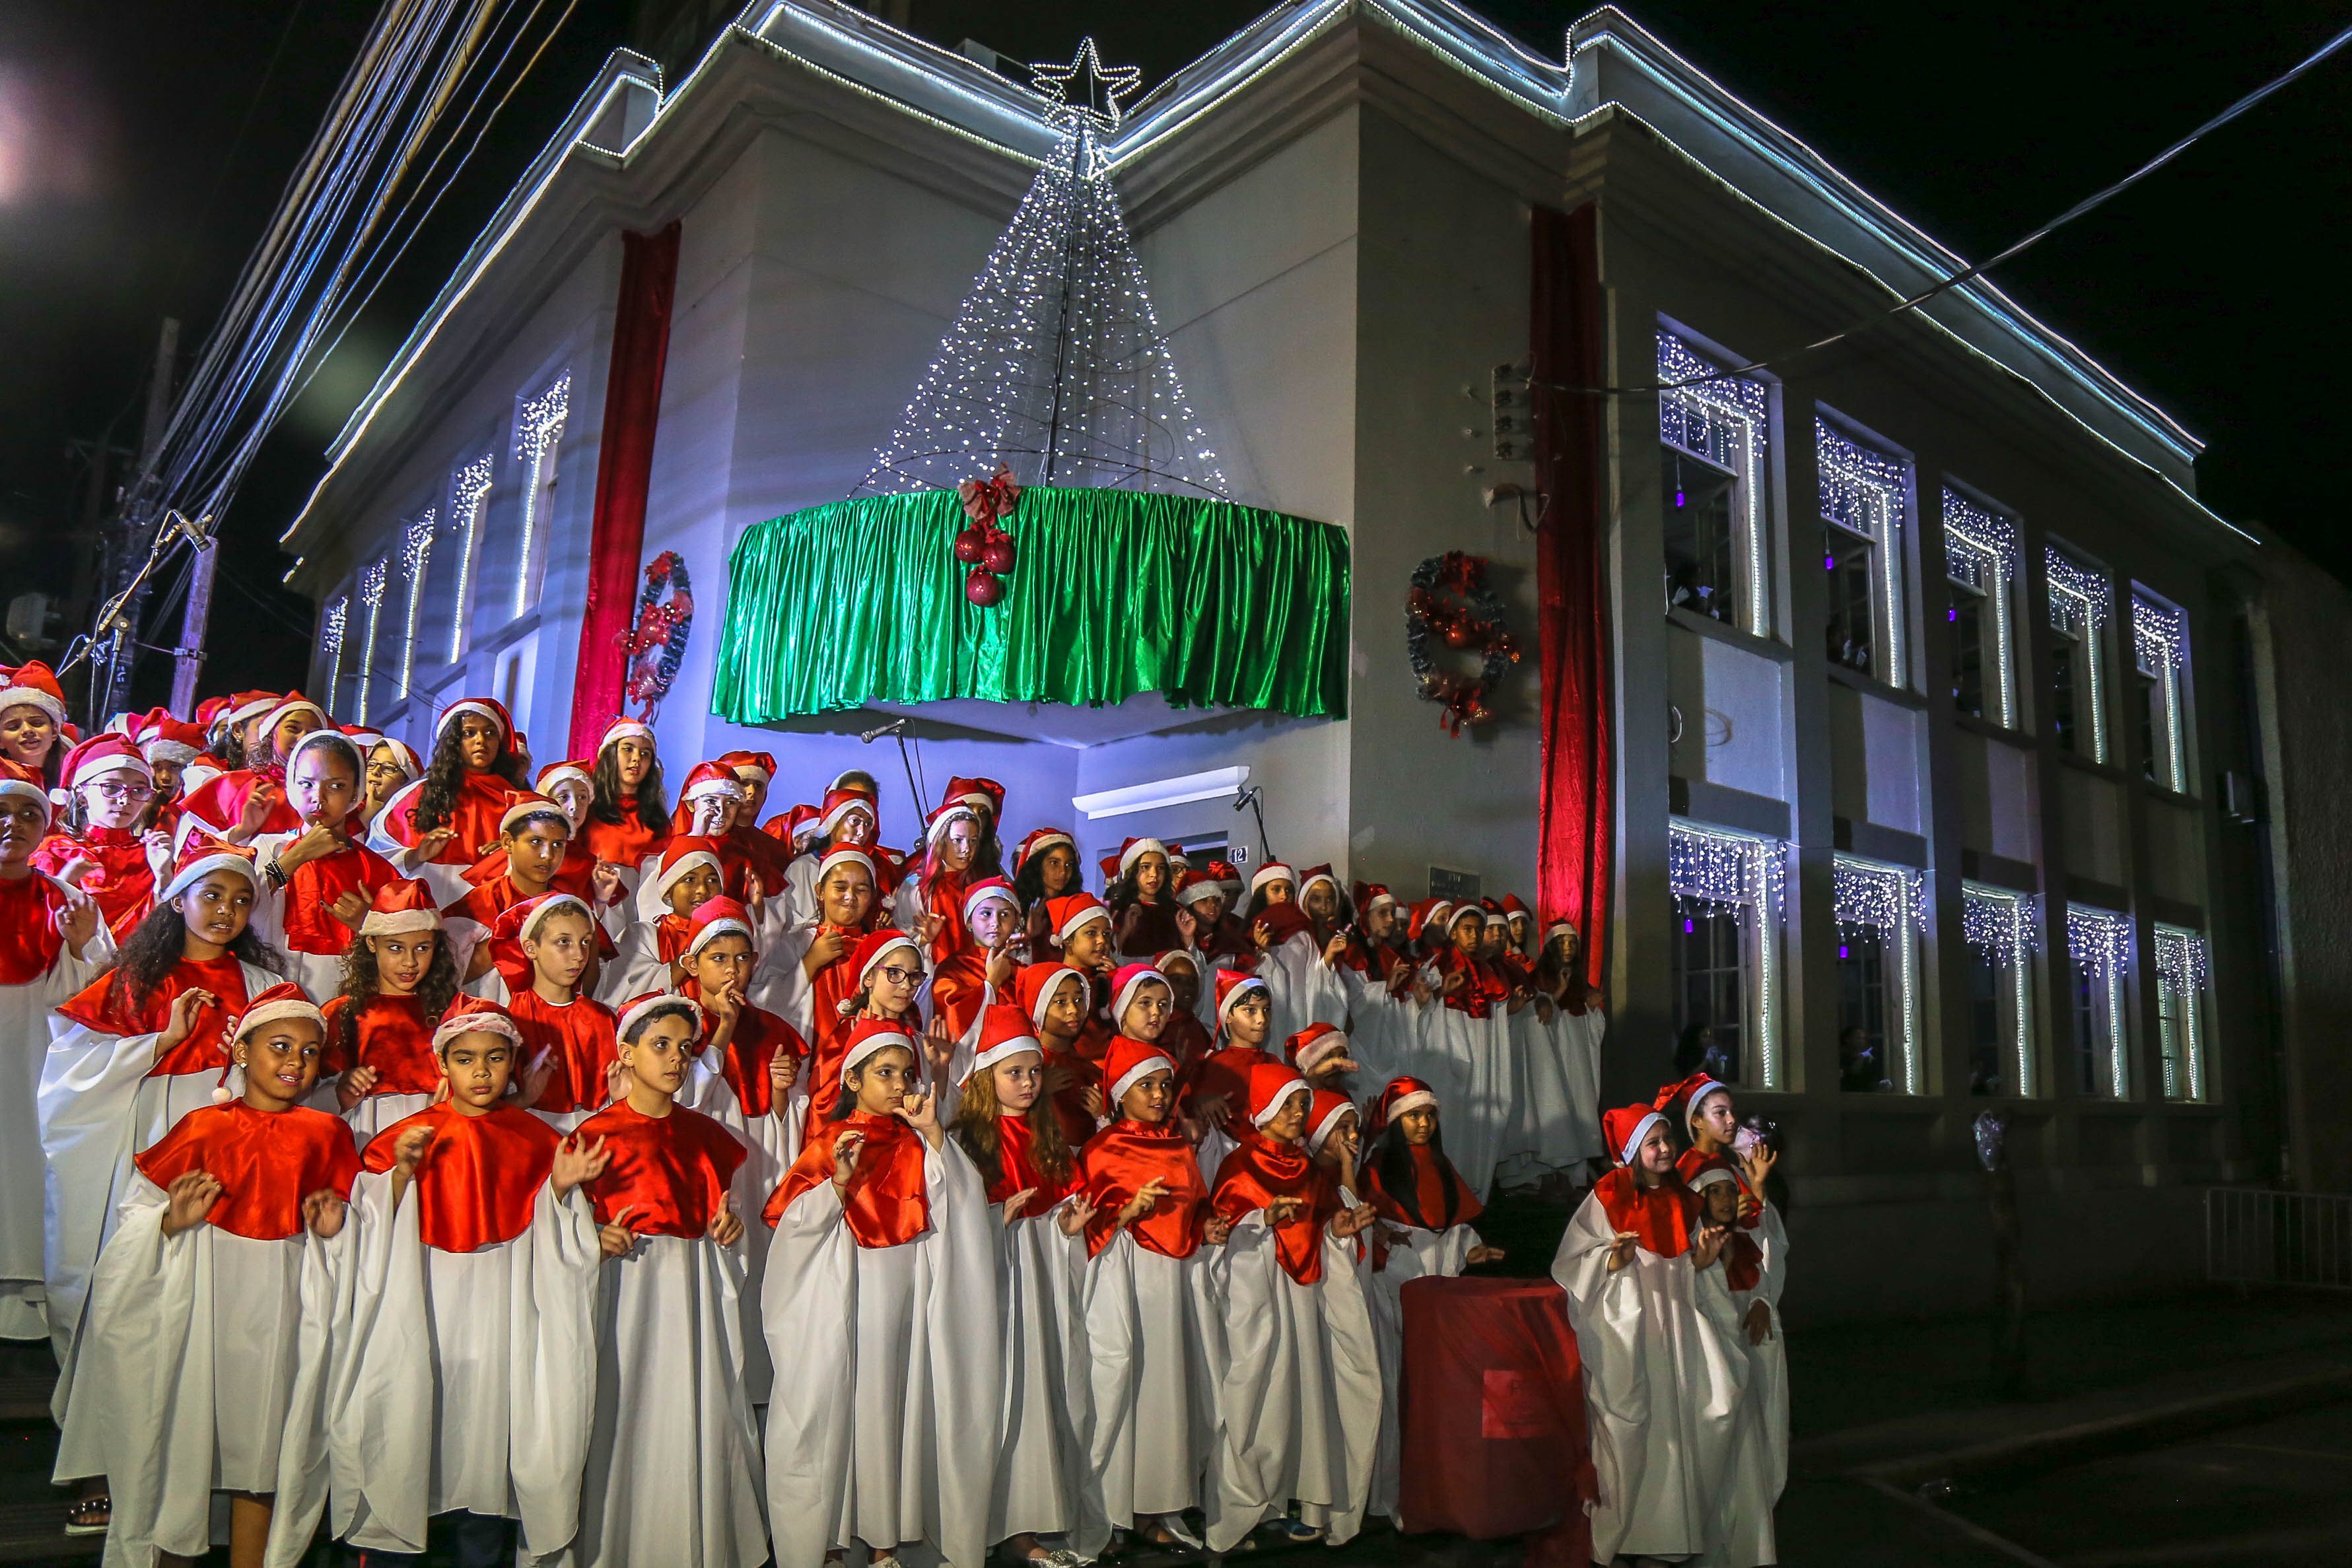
[712,487,1350,722]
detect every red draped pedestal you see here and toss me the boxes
[1400,1275,1595,1568]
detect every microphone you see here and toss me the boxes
[859,718,908,744]
[1232,786,1261,812]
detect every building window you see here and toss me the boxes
[2046,550,2110,763]
[1816,417,1910,685]
[443,452,495,664]
[1832,856,1925,1093]
[2153,924,2210,1101]
[2065,905,2132,1099]
[1659,329,1772,635]
[396,510,434,706]
[320,595,348,710]
[512,372,571,619]
[355,559,389,726]
[1943,491,2019,726]
[1962,884,2038,1096]
[1668,823,1787,1089]
[2132,594,2190,794]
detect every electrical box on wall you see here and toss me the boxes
[1430,865,1480,901]
[1490,360,1532,460]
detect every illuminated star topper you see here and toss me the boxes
[1028,37,1142,131]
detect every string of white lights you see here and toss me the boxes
[1659,331,1769,631]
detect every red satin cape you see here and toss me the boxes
[1212,1126,1331,1285]
[384,770,523,866]
[1367,1142,1485,1233]
[1077,1116,1207,1260]
[581,809,668,871]
[361,1101,558,1252]
[1593,1166,1695,1259]
[765,1109,930,1247]
[508,988,619,1116]
[135,1101,361,1241]
[180,770,300,840]
[277,839,400,955]
[575,1099,746,1238]
[56,953,252,1078]
[30,828,154,939]
[689,984,804,1118]
[0,872,67,985]
[321,992,442,1095]
[983,1112,1078,1208]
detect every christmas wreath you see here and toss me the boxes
[1406,551,1519,735]
[622,550,693,719]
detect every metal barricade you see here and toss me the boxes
[2205,1187,2352,1290]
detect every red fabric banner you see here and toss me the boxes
[1399,1275,1595,1566]
[567,221,683,758]
[1530,203,1612,990]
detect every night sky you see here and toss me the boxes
[1,0,2343,710]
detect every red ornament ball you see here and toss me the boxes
[1443,623,1474,649]
[981,535,1016,575]
[953,527,986,564]
[965,568,1004,607]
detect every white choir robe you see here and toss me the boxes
[273,1172,603,1563]
[1202,1207,1382,1550]
[763,1138,1003,1568]
[1698,1203,1789,1568]
[1366,1219,1481,1523]
[1334,965,1410,1092]
[240,831,353,1004]
[1552,1191,1749,1565]
[679,1053,802,1406]
[37,957,277,1459]
[1258,932,1347,1047]
[1418,1002,1513,1198]
[1081,1231,1224,1528]
[61,1177,353,1568]
[1498,1000,1606,1185]
[343,1090,438,1152]
[574,1232,769,1568]
[363,793,474,906]
[749,924,819,1023]
[0,904,110,1342]
[990,1200,1112,1557]
[593,916,674,1006]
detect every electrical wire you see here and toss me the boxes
[1546,18,2352,398]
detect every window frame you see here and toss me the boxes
[1832,854,1926,1093]
[2065,904,2133,1099]
[2131,593,2192,794]
[1941,489,2020,728]
[1815,415,1912,690]
[442,451,496,664]
[2046,549,2112,764]
[1659,328,1774,638]
[2152,924,2211,1101]
[1667,821,1788,1089]
[1961,882,2039,1097]
[511,371,571,621]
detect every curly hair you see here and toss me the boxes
[950,1060,1073,1193]
[333,928,462,1063]
[588,745,668,829]
[108,901,287,1016]
[413,717,530,834]
[1373,1116,1461,1230]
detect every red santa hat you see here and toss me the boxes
[1248,862,1296,898]
[222,689,280,730]
[670,761,746,833]
[535,759,594,796]
[1107,961,1169,1026]
[1109,836,1168,879]
[1104,1035,1176,1107]
[284,727,366,781]
[1214,968,1268,1030]
[1014,827,1074,870]
[58,734,151,795]
[817,786,878,837]
[1205,858,1242,894]
[850,928,924,990]
[256,693,326,743]
[1352,881,1396,915]
[231,981,326,1042]
[1173,868,1226,909]
[942,776,1004,817]
[840,1015,918,1077]
[963,1004,1045,1085]
[1543,914,1579,947]
[132,709,205,767]
[1605,1103,1671,1168]
[1655,1070,1731,1132]
[1501,894,1532,922]
[193,695,232,731]
[1368,1075,1439,1132]
[431,994,526,1052]
[682,895,755,960]
[720,749,776,785]
[490,891,594,949]
[596,718,654,755]
[1297,863,1340,900]
[961,875,1020,923]
[773,801,821,844]
[637,835,724,921]
[1449,903,1488,935]
[1284,1021,1349,1075]
[1014,962,1087,1033]
[1154,947,1202,980]
[358,878,442,937]
[1482,901,1511,930]
[617,989,703,1042]
[438,697,513,743]
[1247,1061,1311,1130]
[1408,898,1455,943]
[1305,1088,1357,1154]
[372,735,423,778]
[1043,892,1110,944]
[814,843,880,891]
[922,801,979,849]
[0,776,52,823]
[157,835,261,904]
[0,662,67,727]
[499,794,571,837]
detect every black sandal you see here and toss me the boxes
[64,1495,110,1537]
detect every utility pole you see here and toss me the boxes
[93,318,180,724]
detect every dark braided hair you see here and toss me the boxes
[333,929,462,1064]
[108,901,286,1015]
[413,715,530,835]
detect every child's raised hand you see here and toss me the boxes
[1080,1083,1107,1122]
[236,783,280,838]
[326,889,372,930]
[1744,1299,1773,1344]
[1468,1243,1506,1265]
[160,1170,223,1236]
[1000,1187,1037,1226]
[1057,1194,1097,1237]
[707,1194,744,1248]
[55,886,99,954]
[551,1134,610,1196]
[512,1048,555,1110]
[142,830,174,877]
[1690,1223,1730,1270]
[1737,1190,1761,1221]
[921,1026,957,1073]
[1173,906,1198,945]
[1332,1201,1377,1239]
[1119,1178,1170,1225]
[803,928,847,978]
[599,1204,641,1258]
[1252,920,1273,951]
[410,826,459,864]
[158,988,217,1054]
[390,1122,436,1174]
[590,862,625,907]
[831,1130,867,1187]
[986,946,1018,989]
[1605,1229,1640,1272]
[1265,1194,1305,1226]
[1321,932,1350,967]
[302,1188,349,1239]
[894,1090,943,1147]
[1739,1143,1778,1192]
[706,983,741,1029]
[768,1052,800,1096]
[336,1064,379,1110]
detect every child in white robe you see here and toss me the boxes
[762,1017,1003,1568]
[572,992,768,1567]
[1552,1104,1748,1568]
[244,730,402,1002]
[1687,1167,1781,1567]
[1240,864,1348,1045]
[67,983,359,1568]
[318,877,460,1147]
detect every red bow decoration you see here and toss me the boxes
[953,465,1021,607]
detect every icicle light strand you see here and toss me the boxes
[2066,904,2133,975]
[2154,925,2210,993]
[2045,549,2110,630]
[1833,857,1925,935]
[1669,823,1785,922]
